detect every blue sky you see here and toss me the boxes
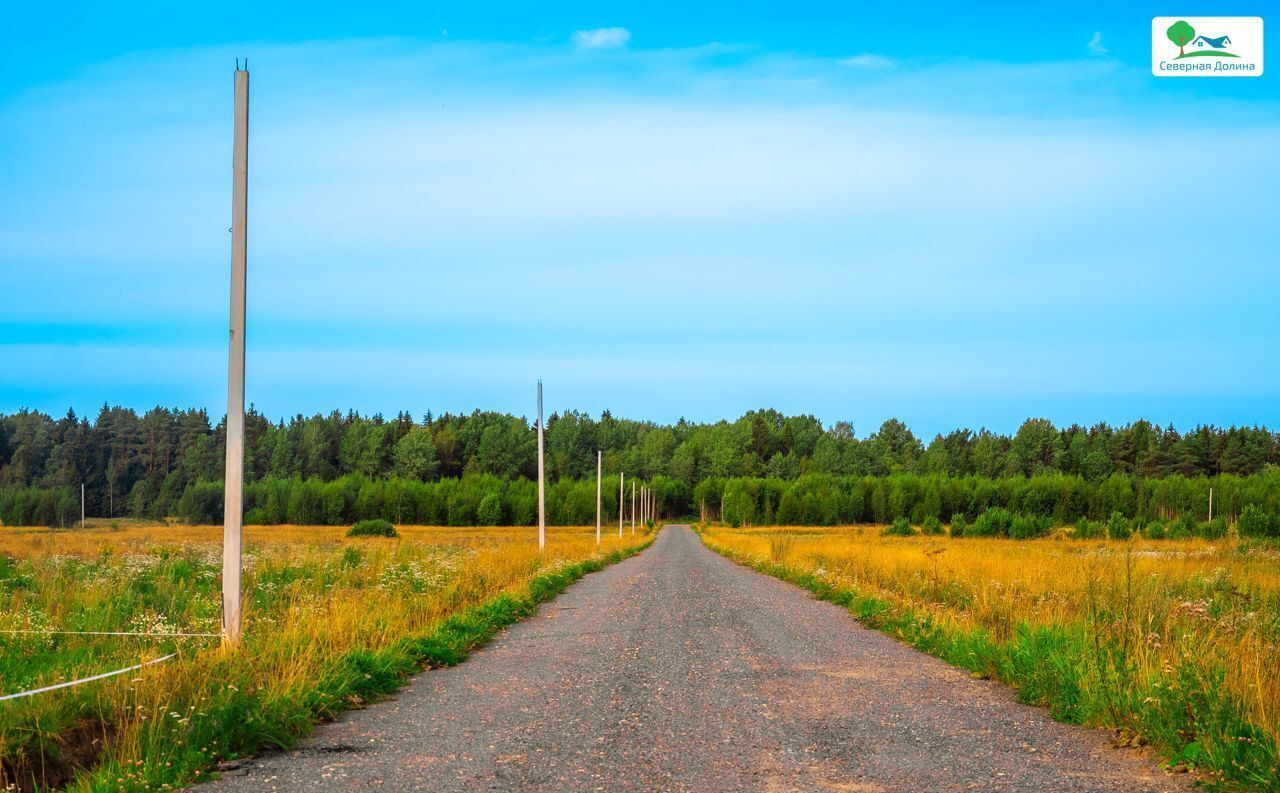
[1,2,1277,437]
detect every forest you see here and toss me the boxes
[1,404,1278,530]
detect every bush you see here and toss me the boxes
[1143,517,1168,540]
[949,513,967,538]
[972,507,1015,538]
[1197,517,1228,540]
[884,516,914,536]
[1107,511,1131,541]
[1169,513,1197,539]
[1009,514,1051,540]
[922,515,944,536]
[477,493,504,525]
[347,519,398,537]
[1074,518,1104,539]
[1239,505,1280,538]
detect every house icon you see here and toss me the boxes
[1193,34,1232,49]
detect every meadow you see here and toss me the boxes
[700,524,1280,792]
[0,521,650,792]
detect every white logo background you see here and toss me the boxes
[1152,17,1264,77]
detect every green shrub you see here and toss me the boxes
[1143,517,1168,540]
[347,519,398,538]
[1197,517,1228,540]
[1073,518,1103,539]
[972,507,1015,537]
[1238,504,1280,538]
[1169,513,1197,539]
[922,515,944,536]
[949,513,967,538]
[476,493,504,525]
[1009,514,1051,540]
[1108,511,1131,541]
[884,516,914,536]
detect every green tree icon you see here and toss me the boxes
[1166,20,1196,57]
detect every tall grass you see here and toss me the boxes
[701,525,1280,792]
[0,524,650,791]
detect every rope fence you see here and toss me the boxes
[1,629,219,638]
[0,653,176,702]
[0,628,221,701]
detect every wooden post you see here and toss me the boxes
[595,450,602,545]
[222,64,249,647]
[537,380,545,552]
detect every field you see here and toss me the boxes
[0,522,650,792]
[700,525,1280,791]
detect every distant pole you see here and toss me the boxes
[619,472,624,538]
[222,63,249,647]
[595,450,602,545]
[1208,486,1213,523]
[80,483,85,528]
[537,380,546,552]
[631,481,636,535]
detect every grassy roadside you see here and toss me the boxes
[83,538,651,792]
[697,525,1279,793]
[0,527,652,792]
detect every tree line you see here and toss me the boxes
[1,404,1277,527]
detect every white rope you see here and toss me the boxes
[0,629,219,638]
[0,653,176,702]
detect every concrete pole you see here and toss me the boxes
[631,481,636,535]
[222,65,249,647]
[1208,486,1213,523]
[537,380,545,552]
[595,450,602,545]
[619,472,624,538]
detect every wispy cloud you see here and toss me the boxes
[838,53,893,69]
[572,27,631,50]
[1087,31,1109,56]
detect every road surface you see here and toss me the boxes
[209,526,1189,792]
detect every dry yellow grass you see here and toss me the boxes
[0,523,649,791]
[701,525,1280,789]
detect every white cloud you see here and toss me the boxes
[1087,31,1109,56]
[572,27,631,50]
[838,53,893,69]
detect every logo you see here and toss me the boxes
[1152,17,1263,76]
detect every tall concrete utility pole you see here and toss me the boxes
[537,380,546,552]
[631,481,636,535]
[595,450,602,545]
[619,472,624,538]
[222,64,249,647]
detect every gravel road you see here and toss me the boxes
[208,526,1190,792]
